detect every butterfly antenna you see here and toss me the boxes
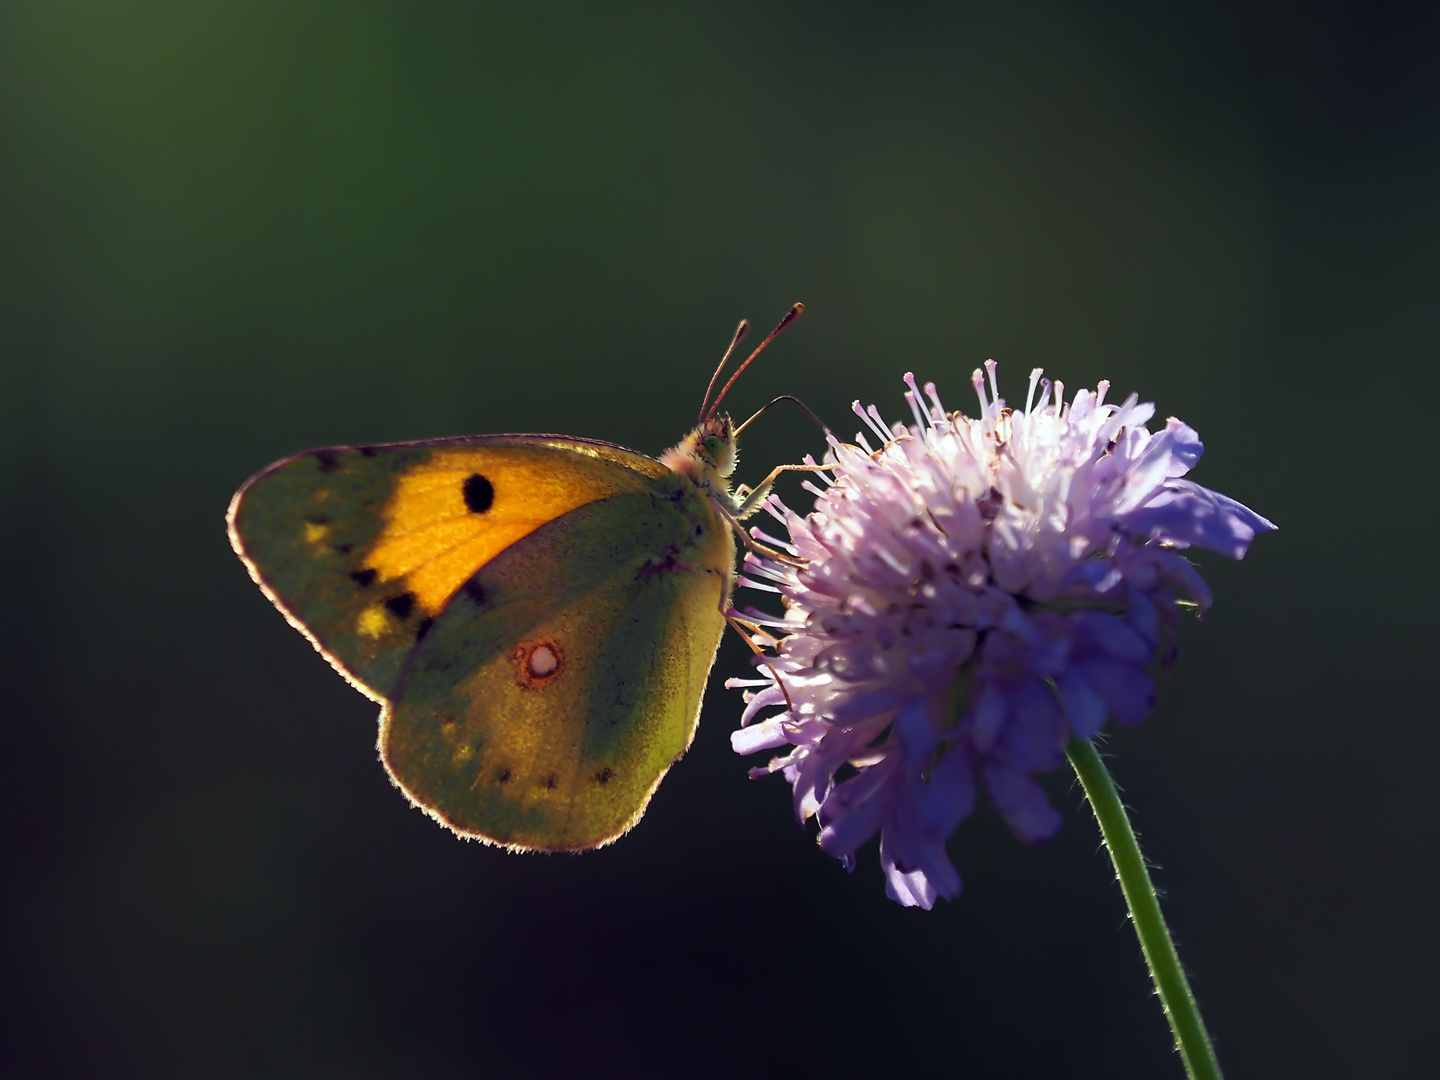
[698,319,751,424]
[735,394,831,438]
[705,302,805,422]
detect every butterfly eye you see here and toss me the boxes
[702,435,725,462]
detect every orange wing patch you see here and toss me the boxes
[362,447,648,616]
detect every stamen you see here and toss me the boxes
[746,560,796,585]
[910,391,933,434]
[802,454,836,485]
[1053,379,1065,417]
[735,614,794,629]
[1035,377,1052,415]
[749,527,799,555]
[903,390,928,433]
[865,405,893,442]
[762,498,789,523]
[852,401,890,444]
[1095,379,1110,408]
[736,574,781,593]
[984,360,1000,411]
[971,368,988,412]
[902,373,933,429]
[923,381,946,424]
[1025,368,1043,415]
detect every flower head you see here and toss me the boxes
[729,364,1275,908]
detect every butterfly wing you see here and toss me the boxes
[227,436,670,701]
[229,433,733,850]
[381,493,729,851]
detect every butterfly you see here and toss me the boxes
[228,304,807,851]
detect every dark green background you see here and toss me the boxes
[2,3,1435,1077]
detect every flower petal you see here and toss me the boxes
[983,765,1063,844]
[925,743,977,835]
[1120,480,1277,558]
[1075,655,1156,727]
[1056,669,1107,739]
[731,716,792,755]
[880,829,960,910]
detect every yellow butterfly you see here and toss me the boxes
[228,305,805,851]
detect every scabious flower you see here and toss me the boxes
[729,363,1275,908]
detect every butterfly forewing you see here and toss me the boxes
[227,436,667,700]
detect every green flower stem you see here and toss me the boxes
[1066,738,1223,1080]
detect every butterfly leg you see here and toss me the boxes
[712,574,797,715]
[731,462,836,520]
[712,499,801,567]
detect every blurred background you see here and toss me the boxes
[1,2,1435,1077]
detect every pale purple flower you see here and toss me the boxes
[729,364,1275,908]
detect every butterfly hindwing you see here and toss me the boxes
[381,493,729,850]
[227,436,668,701]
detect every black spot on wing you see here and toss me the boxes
[462,579,487,606]
[593,767,614,785]
[415,616,434,641]
[463,473,495,514]
[314,451,339,473]
[544,774,557,789]
[359,445,378,458]
[350,568,377,588]
[496,768,512,784]
[385,592,416,620]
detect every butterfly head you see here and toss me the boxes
[698,414,738,478]
[662,414,739,489]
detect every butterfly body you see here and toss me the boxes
[229,416,751,851]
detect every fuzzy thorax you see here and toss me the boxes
[661,414,738,494]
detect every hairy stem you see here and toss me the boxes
[1066,738,1223,1080]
